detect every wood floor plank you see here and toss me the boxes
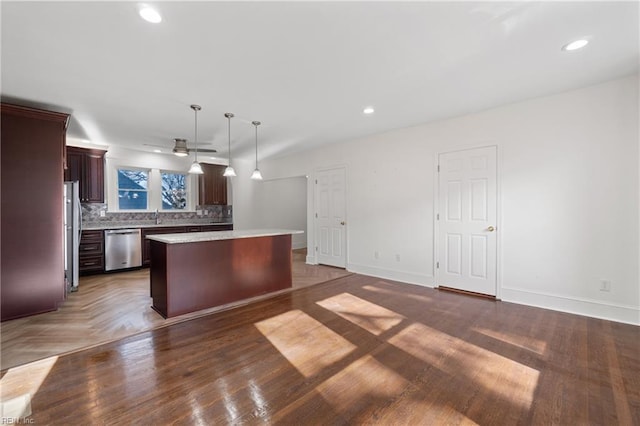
[1,274,638,424]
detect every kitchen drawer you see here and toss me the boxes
[79,255,104,273]
[81,230,103,242]
[80,230,105,275]
[80,241,103,255]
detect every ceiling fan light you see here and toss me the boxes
[173,138,189,156]
[189,161,204,174]
[223,166,236,177]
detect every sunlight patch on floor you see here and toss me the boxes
[255,310,356,378]
[314,354,408,413]
[317,293,405,336]
[472,327,547,355]
[0,355,58,419]
[388,322,539,410]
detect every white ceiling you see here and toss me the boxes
[1,1,638,161]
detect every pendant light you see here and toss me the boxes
[251,121,263,180]
[223,112,236,177]
[188,104,204,174]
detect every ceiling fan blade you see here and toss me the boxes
[143,143,170,148]
[188,148,217,153]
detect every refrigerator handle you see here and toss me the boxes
[76,195,83,238]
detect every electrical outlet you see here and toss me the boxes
[196,209,202,216]
[599,280,611,292]
[99,210,106,217]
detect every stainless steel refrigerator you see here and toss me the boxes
[64,181,82,292]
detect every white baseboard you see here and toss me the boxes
[306,255,317,265]
[501,286,640,326]
[347,262,434,287]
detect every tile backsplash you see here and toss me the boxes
[82,203,232,224]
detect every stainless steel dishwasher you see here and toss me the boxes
[104,229,142,271]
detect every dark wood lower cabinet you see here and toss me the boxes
[80,225,234,270]
[80,230,104,275]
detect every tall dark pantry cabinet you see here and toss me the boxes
[1,103,70,321]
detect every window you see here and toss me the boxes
[117,168,148,210]
[161,172,187,210]
[109,162,195,212]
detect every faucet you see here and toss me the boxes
[155,209,160,225]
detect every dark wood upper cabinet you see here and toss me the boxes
[65,146,106,203]
[1,103,69,321]
[198,163,228,205]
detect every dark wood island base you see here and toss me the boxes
[149,233,295,318]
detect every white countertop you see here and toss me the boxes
[146,229,304,244]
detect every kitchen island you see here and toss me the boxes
[147,229,303,318]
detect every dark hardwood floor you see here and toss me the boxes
[2,274,639,424]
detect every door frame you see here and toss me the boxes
[434,144,502,299]
[310,164,348,267]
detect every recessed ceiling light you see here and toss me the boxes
[209,157,217,160]
[562,39,589,52]
[153,149,161,153]
[139,5,162,24]
[363,107,375,114]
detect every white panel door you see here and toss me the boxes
[315,167,346,268]
[438,146,497,296]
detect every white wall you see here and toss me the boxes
[234,74,640,325]
[229,158,259,229]
[255,177,307,249]
[230,160,307,249]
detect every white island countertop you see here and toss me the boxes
[146,229,304,244]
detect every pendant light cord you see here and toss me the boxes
[194,108,198,162]
[227,116,232,163]
[255,124,258,167]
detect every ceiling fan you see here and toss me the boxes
[144,138,217,156]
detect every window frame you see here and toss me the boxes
[159,170,190,211]
[107,162,198,213]
[115,167,150,212]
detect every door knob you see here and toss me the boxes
[340,221,346,225]
[487,226,495,232]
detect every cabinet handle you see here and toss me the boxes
[84,262,96,266]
